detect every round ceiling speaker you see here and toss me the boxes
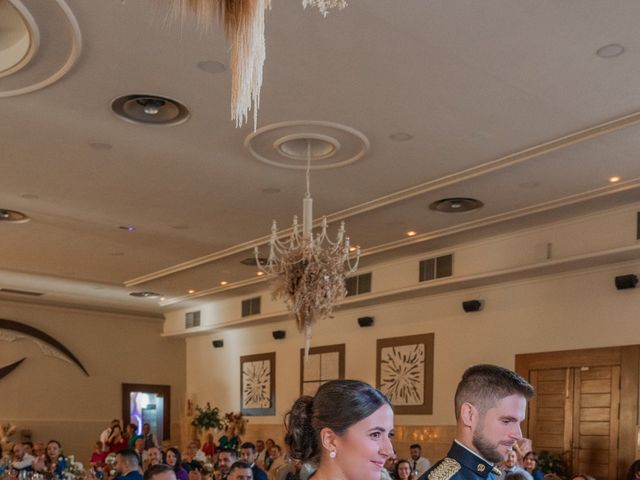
[0,209,30,223]
[111,94,190,126]
[429,197,484,213]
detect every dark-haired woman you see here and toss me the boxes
[167,448,189,480]
[284,379,394,480]
[396,460,416,480]
[33,440,67,479]
[523,452,544,480]
[627,460,640,480]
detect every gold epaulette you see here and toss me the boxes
[428,458,461,480]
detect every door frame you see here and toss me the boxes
[122,383,171,440]
[516,345,639,480]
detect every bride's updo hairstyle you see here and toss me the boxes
[284,379,390,463]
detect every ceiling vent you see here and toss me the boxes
[429,197,483,213]
[111,94,190,126]
[129,291,161,298]
[0,288,44,296]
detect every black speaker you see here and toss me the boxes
[212,339,224,348]
[357,316,374,327]
[272,330,286,340]
[615,274,638,290]
[462,300,482,312]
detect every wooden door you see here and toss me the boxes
[572,366,620,480]
[526,363,621,480]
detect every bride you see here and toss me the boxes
[284,380,394,480]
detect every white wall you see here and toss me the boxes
[183,259,640,429]
[0,301,186,463]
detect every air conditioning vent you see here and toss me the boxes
[345,272,372,297]
[185,311,201,329]
[0,288,44,296]
[241,297,261,317]
[419,254,453,282]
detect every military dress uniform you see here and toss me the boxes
[418,442,502,480]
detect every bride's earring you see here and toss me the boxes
[329,450,337,459]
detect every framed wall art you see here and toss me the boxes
[240,352,275,415]
[376,333,434,414]
[299,344,345,396]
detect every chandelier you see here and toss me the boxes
[255,141,359,354]
[175,0,348,128]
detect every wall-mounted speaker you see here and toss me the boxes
[212,339,224,348]
[272,330,286,340]
[357,316,374,327]
[462,300,482,313]
[615,274,638,290]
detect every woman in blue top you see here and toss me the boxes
[523,452,544,480]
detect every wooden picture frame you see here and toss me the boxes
[299,344,346,396]
[376,333,434,414]
[240,352,276,416]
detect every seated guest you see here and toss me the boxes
[266,447,285,480]
[127,424,141,449]
[218,429,240,454]
[217,450,237,480]
[33,440,67,479]
[23,442,34,457]
[396,460,415,480]
[90,441,108,469]
[228,462,253,480]
[202,434,217,459]
[263,441,275,471]
[145,464,177,480]
[189,462,213,480]
[239,442,267,480]
[382,453,397,480]
[184,441,206,464]
[408,445,430,479]
[167,447,189,480]
[11,443,35,471]
[134,438,146,466]
[500,450,532,480]
[33,442,45,459]
[100,420,121,452]
[116,449,144,480]
[145,447,164,471]
[523,452,544,480]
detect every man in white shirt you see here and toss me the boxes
[499,450,532,480]
[11,443,35,471]
[409,444,431,478]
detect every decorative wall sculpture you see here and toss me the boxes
[240,352,275,415]
[0,318,89,381]
[299,343,345,395]
[376,333,434,414]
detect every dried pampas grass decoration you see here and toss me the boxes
[175,0,270,128]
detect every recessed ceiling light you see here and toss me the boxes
[160,297,165,301]
[197,60,227,74]
[597,44,625,58]
[349,246,357,252]
[89,142,113,151]
[0,209,30,224]
[119,225,136,232]
[20,193,39,200]
[406,230,417,237]
[188,289,195,294]
[129,291,161,298]
[609,176,621,183]
[429,197,484,213]
[256,271,265,276]
[220,281,228,286]
[389,132,413,142]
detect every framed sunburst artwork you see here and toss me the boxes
[240,352,275,416]
[376,333,434,414]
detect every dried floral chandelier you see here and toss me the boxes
[175,0,348,128]
[255,141,359,354]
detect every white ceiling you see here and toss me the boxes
[1,0,640,316]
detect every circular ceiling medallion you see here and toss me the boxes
[0,0,81,97]
[244,121,369,170]
[111,94,190,126]
[429,197,484,213]
[0,208,30,223]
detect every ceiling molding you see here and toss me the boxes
[126,110,640,288]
